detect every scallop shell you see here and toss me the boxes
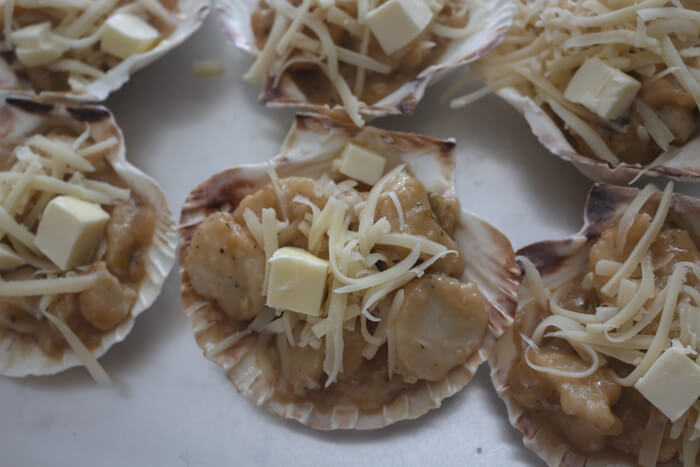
[179,113,519,429]
[497,87,700,184]
[217,0,515,120]
[0,0,210,102]
[0,94,178,377]
[489,183,700,466]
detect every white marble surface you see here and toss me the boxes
[3,12,699,467]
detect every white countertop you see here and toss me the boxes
[3,12,699,467]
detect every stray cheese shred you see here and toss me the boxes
[39,296,111,386]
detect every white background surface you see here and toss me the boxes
[3,12,699,467]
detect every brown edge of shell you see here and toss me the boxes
[488,183,700,466]
[178,112,519,430]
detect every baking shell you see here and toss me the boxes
[179,112,520,429]
[489,183,700,466]
[0,94,178,378]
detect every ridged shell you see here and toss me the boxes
[179,112,519,430]
[0,94,178,377]
[0,0,210,102]
[489,183,700,466]
[217,0,515,120]
[497,87,700,184]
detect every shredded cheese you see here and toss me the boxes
[261,208,280,296]
[601,182,672,296]
[249,156,466,387]
[518,182,700,456]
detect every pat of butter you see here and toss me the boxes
[337,143,386,185]
[0,244,25,271]
[15,45,63,68]
[34,196,110,271]
[11,23,66,67]
[100,13,160,60]
[266,247,329,316]
[366,0,433,55]
[564,58,641,120]
[634,346,700,422]
[10,22,52,50]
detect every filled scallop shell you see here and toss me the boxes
[179,112,519,429]
[0,0,210,102]
[497,87,700,184]
[489,183,700,466]
[0,94,178,377]
[217,0,515,120]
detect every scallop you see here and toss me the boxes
[179,112,519,429]
[216,0,515,124]
[489,183,700,466]
[0,0,210,101]
[0,94,177,379]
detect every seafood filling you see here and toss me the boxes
[185,150,489,409]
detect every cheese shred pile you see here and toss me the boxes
[246,165,456,387]
[0,127,128,384]
[518,182,700,467]
[246,0,477,126]
[452,0,700,167]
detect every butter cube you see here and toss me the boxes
[266,247,329,316]
[100,13,160,59]
[634,346,700,421]
[0,244,26,271]
[337,143,386,185]
[15,45,63,68]
[564,58,641,120]
[34,196,110,271]
[10,22,52,49]
[366,0,433,55]
[11,23,65,67]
